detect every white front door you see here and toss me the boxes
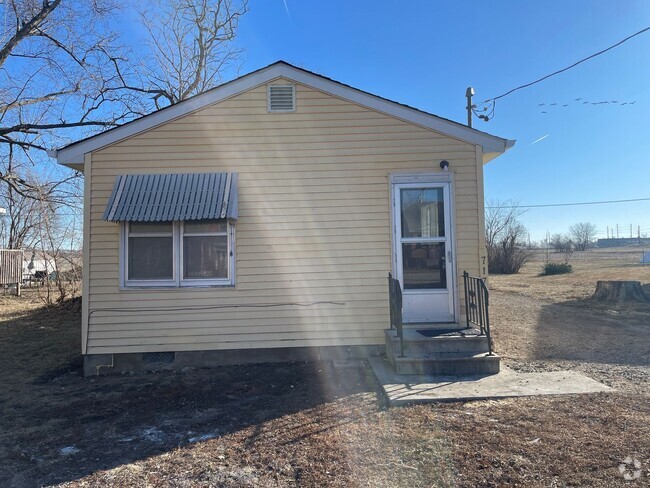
[393,181,455,323]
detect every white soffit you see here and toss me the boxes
[51,62,515,167]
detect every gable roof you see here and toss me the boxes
[50,61,514,169]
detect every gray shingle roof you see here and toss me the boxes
[102,173,238,222]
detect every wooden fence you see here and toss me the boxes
[0,249,23,295]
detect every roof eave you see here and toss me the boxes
[47,149,83,171]
[51,61,514,166]
[483,139,516,164]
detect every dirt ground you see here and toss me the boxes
[0,247,648,487]
[490,247,649,394]
[491,247,650,315]
[0,293,455,488]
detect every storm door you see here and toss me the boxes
[393,182,454,323]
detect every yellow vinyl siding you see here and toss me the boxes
[85,80,482,354]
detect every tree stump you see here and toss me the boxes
[592,281,649,303]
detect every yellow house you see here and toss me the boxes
[51,62,514,376]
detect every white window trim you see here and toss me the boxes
[179,221,232,287]
[267,83,296,113]
[122,223,177,288]
[120,221,235,289]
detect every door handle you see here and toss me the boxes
[447,250,452,262]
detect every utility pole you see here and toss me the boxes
[616,224,619,239]
[630,224,633,238]
[466,87,475,128]
[607,226,609,239]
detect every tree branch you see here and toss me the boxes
[0,0,63,68]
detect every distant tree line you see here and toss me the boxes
[485,200,598,275]
[550,222,598,252]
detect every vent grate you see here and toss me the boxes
[268,84,295,112]
[142,351,176,364]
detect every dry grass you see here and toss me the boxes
[437,394,649,488]
[489,247,649,394]
[440,246,650,487]
[1,249,648,487]
[491,247,650,311]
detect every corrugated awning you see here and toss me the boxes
[102,172,238,222]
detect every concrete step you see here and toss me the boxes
[402,322,464,331]
[385,329,490,357]
[390,352,501,376]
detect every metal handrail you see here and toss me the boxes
[387,272,405,357]
[463,271,493,355]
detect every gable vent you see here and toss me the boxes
[268,84,295,112]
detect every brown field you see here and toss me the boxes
[0,247,648,487]
[457,247,649,486]
[492,247,650,311]
[489,247,649,394]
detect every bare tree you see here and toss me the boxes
[550,233,572,252]
[0,143,81,249]
[569,222,597,251]
[0,141,67,247]
[0,0,248,281]
[485,200,533,274]
[549,233,574,264]
[35,199,82,303]
[0,1,249,200]
[0,0,147,198]
[138,0,248,108]
[2,177,45,249]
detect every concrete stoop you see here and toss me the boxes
[385,328,500,376]
[368,357,612,405]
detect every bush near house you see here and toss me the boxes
[488,244,532,274]
[485,200,532,275]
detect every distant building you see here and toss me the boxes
[23,251,57,279]
[597,238,650,248]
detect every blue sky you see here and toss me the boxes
[236,0,650,242]
[123,1,650,242]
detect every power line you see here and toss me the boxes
[482,26,650,104]
[486,197,650,209]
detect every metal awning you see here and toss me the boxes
[102,172,238,222]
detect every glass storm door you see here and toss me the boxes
[394,182,455,323]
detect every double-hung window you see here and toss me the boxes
[122,220,234,288]
[106,173,238,288]
[126,222,175,285]
[181,220,229,284]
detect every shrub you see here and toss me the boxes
[488,245,533,274]
[540,262,573,276]
[485,200,532,275]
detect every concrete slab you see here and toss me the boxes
[368,356,612,406]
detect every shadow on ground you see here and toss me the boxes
[0,298,382,487]
[531,296,650,366]
[489,287,649,368]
